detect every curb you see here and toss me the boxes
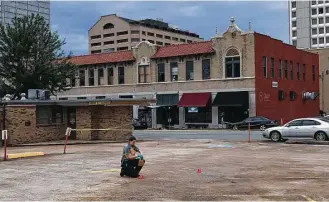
[285,141,329,145]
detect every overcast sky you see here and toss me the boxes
[50,1,288,56]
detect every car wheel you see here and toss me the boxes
[232,125,238,130]
[260,125,266,131]
[315,131,328,141]
[270,131,281,142]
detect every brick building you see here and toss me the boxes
[1,98,154,146]
[58,17,320,129]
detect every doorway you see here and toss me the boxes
[67,107,77,140]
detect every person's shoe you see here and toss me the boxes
[120,169,124,177]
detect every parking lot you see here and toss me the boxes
[1,133,329,201]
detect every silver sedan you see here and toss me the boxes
[262,117,329,142]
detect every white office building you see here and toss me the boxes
[0,0,50,25]
[288,0,329,49]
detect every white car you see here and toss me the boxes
[262,117,329,142]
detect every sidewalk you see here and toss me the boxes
[18,140,125,147]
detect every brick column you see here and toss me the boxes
[211,106,219,128]
[179,107,185,128]
[76,107,91,140]
[249,91,256,116]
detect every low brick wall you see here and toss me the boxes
[76,106,132,141]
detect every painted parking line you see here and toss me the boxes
[302,195,317,202]
[89,168,121,173]
[7,152,44,159]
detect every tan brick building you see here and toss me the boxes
[89,14,203,54]
[308,48,329,114]
[59,18,320,129]
[1,99,154,146]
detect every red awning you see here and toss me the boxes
[178,93,211,107]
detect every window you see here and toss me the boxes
[225,48,240,78]
[292,21,297,27]
[270,57,275,79]
[326,7,329,13]
[319,7,324,14]
[104,23,114,29]
[156,41,163,45]
[108,67,114,85]
[292,11,296,18]
[312,65,316,81]
[312,0,316,5]
[103,48,115,53]
[303,64,306,81]
[290,61,294,80]
[179,39,185,42]
[172,37,178,41]
[147,32,154,36]
[312,18,317,25]
[170,62,178,81]
[296,63,300,80]
[138,65,149,83]
[326,27,329,34]
[104,41,114,45]
[187,40,192,43]
[91,42,101,47]
[292,40,297,47]
[320,37,325,44]
[292,30,297,37]
[320,18,324,24]
[117,31,128,36]
[292,1,296,8]
[319,0,324,4]
[118,66,125,84]
[91,35,101,40]
[320,27,324,34]
[36,106,63,125]
[284,60,288,79]
[279,59,282,79]
[327,36,329,43]
[312,28,317,35]
[156,34,163,38]
[131,38,140,42]
[313,38,318,45]
[148,40,155,44]
[202,59,211,80]
[165,43,171,46]
[77,97,87,100]
[262,56,267,78]
[131,30,139,34]
[96,96,106,100]
[79,69,85,86]
[98,68,104,85]
[142,39,146,41]
[288,120,302,126]
[302,120,321,126]
[89,68,94,86]
[142,31,146,35]
[157,63,165,82]
[289,91,296,101]
[186,61,194,80]
[91,50,101,54]
[278,90,285,101]
[165,36,171,40]
[117,39,128,44]
[104,33,114,38]
[312,8,317,15]
[117,46,128,51]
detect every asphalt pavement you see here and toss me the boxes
[133,129,263,141]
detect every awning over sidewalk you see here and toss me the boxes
[178,92,211,107]
[156,94,179,106]
[212,91,249,107]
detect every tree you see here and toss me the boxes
[0,14,77,99]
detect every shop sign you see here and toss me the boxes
[188,107,198,113]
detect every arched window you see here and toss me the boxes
[103,23,114,29]
[225,48,240,78]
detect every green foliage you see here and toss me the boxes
[0,14,77,99]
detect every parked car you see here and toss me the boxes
[132,119,147,129]
[263,117,329,142]
[230,116,278,131]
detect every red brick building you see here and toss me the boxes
[254,33,319,124]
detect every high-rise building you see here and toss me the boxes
[0,1,50,25]
[289,0,329,49]
[88,14,203,54]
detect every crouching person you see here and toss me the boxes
[120,136,145,178]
